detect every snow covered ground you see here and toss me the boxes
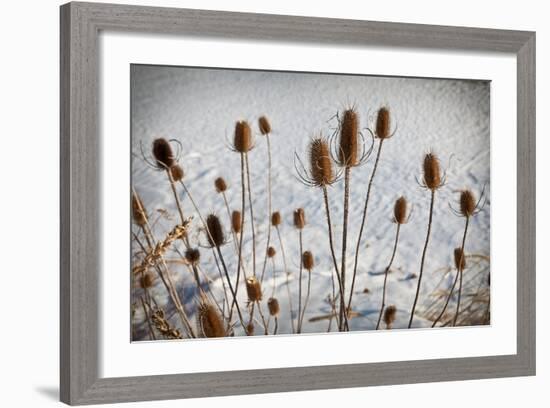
[131,64,490,339]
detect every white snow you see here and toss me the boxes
[131,65,490,339]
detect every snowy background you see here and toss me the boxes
[131,64,490,339]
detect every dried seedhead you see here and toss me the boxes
[152,138,175,169]
[215,177,227,193]
[233,120,253,153]
[258,115,271,135]
[198,299,225,338]
[302,250,314,271]
[450,187,486,218]
[271,211,281,227]
[375,106,392,139]
[231,210,242,234]
[293,208,306,230]
[185,247,201,266]
[267,297,280,317]
[330,107,373,168]
[205,214,226,248]
[267,246,277,258]
[246,276,263,302]
[170,164,184,182]
[132,192,148,226]
[421,152,445,190]
[246,321,255,336]
[393,196,410,224]
[454,247,466,271]
[295,137,338,188]
[383,305,397,329]
[139,272,154,289]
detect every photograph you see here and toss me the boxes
[130,64,490,341]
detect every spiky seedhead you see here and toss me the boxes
[454,247,466,271]
[233,120,252,153]
[376,107,391,139]
[271,211,281,227]
[132,192,147,226]
[214,177,227,193]
[246,322,255,336]
[302,250,314,271]
[139,272,154,289]
[258,115,271,135]
[267,246,276,258]
[246,276,263,302]
[198,299,225,338]
[383,305,397,329]
[423,152,442,190]
[267,297,280,317]
[170,164,184,182]
[338,109,359,167]
[293,208,306,230]
[152,138,175,169]
[393,196,409,224]
[205,214,225,247]
[185,247,201,266]
[309,137,334,186]
[231,210,242,234]
[460,190,476,217]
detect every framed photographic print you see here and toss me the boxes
[60,1,536,405]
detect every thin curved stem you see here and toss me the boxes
[340,167,351,330]
[300,269,312,331]
[376,223,401,330]
[234,154,247,314]
[408,189,436,328]
[453,216,470,326]
[275,225,295,333]
[348,139,384,314]
[245,153,257,277]
[260,134,273,283]
[216,246,246,331]
[297,230,303,333]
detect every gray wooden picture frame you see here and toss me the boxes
[60,2,536,405]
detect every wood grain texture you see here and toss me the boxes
[60,2,536,405]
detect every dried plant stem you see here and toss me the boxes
[221,191,248,278]
[273,317,279,335]
[297,230,304,333]
[275,225,295,333]
[452,216,470,326]
[348,139,384,314]
[322,185,348,330]
[271,257,277,297]
[376,223,401,330]
[340,166,352,330]
[244,153,257,277]
[256,301,269,335]
[327,274,337,332]
[408,190,436,328]
[261,134,273,283]
[166,169,188,244]
[235,153,247,310]
[299,270,312,332]
[216,246,246,330]
[139,296,156,340]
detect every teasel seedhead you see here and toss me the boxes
[393,196,411,224]
[450,187,486,218]
[454,247,466,271]
[267,297,280,317]
[258,115,271,135]
[152,138,175,169]
[375,106,393,140]
[246,276,263,302]
[295,137,339,188]
[267,246,276,258]
[132,192,148,226]
[302,250,314,271]
[271,211,281,227]
[420,152,445,190]
[231,210,242,234]
[233,120,253,153]
[330,107,373,168]
[205,213,226,248]
[245,321,255,336]
[139,272,154,289]
[383,305,397,329]
[293,208,306,230]
[185,247,201,266]
[170,164,184,182]
[197,298,225,338]
[214,177,227,193]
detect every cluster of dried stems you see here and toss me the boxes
[131,106,488,340]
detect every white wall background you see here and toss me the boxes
[0,0,545,406]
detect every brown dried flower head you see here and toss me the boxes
[214,177,227,193]
[460,190,476,217]
[267,297,280,317]
[246,321,255,336]
[233,120,252,153]
[383,305,397,328]
[185,247,201,265]
[302,250,314,271]
[132,192,148,226]
[258,115,271,135]
[339,109,359,167]
[309,137,334,186]
[423,152,442,190]
[198,299,225,338]
[376,107,391,139]
[170,164,184,182]
[271,211,281,227]
[139,272,154,289]
[231,210,242,234]
[152,138,175,169]
[393,196,408,224]
[454,247,466,271]
[246,276,263,302]
[205,214,225,247]
[267,246,276,258]
[293,208,306,230]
